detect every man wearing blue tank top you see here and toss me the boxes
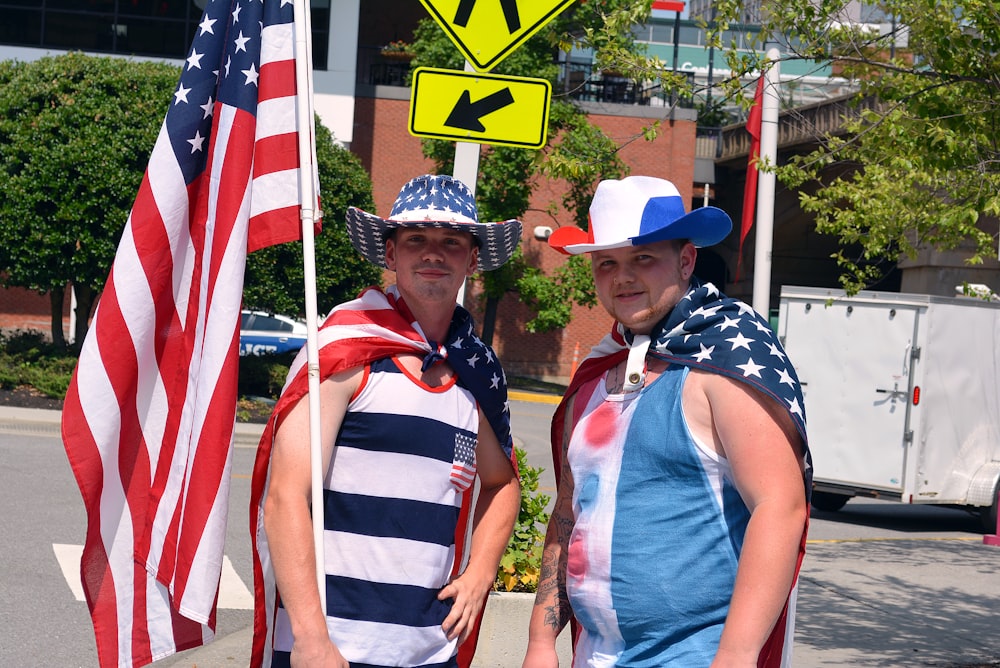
[250,175,522,668]
[522,177,812,668]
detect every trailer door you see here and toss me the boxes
[780,297,919,494]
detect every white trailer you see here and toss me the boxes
[777,286,1000,530]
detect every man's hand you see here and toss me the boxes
[289,635,350,668]
[437,571,491,643]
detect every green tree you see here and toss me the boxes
[707,0,1000,292]
[242,121,381,317]
[0,53,178,347]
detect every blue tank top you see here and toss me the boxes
[567,364,752,667]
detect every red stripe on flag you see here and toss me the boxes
[738,75,765,280]
[253,132,299,177]
[259,58,297,101]
[248,204,305,252]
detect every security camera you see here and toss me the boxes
[533,226,553,240]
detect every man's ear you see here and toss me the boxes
[384,237,397,271]
[466,245,479,276]
[680,242,697,280]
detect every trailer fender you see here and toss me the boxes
[966,461,1000,508]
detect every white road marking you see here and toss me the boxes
[53,543,253,610]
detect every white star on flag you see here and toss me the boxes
[726,331,754,351]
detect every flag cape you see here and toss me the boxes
[549,280,811,666]
[738,75,765,279]
[61,1,310,666]
[250,285,515,668]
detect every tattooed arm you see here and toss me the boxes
[522,395,577,668]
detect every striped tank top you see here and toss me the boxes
[271,355,479,667]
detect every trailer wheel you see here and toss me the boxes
[811,491,850,512]
[979,485,1000,534]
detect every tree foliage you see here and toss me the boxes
[708,0,1000,292]
[0,53,179,346]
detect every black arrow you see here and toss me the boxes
[454,0,521,34]
[444,88,516,132]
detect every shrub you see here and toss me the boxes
[0,329,77,398]
[496,446,551,593]
[237,351,296,399]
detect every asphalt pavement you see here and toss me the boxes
[8,397,1000,668]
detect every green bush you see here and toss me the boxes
[237,351,296,399]
[0,330,76,398]
[496,446,551,593]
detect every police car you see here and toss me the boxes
[239,310,308,356]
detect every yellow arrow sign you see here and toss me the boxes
[409,67,551,149]
[418,0,576,72]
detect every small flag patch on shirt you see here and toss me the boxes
[451,432,477,491]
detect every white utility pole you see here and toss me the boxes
[752,48,780,317]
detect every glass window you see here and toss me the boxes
[44,12,113,51]
[120,17,189,56]
[118,0,190,19]
[679,24,704,47]
[0,9,42,45]
[46,0,114,9]
[648,22,674,45]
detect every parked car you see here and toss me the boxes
[239,310,308,357]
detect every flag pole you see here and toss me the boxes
[751,48,780,317]
[292,0,326,611]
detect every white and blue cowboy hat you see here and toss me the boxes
[345,174,522,272]
[548,176,732,254]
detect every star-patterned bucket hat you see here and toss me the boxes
[548,176,732,254]
[345,174,522,272]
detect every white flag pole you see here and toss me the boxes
[453,61,482,306]
[751,48,780,317]
[291,0,326,611]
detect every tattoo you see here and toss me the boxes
[534,505,575,631]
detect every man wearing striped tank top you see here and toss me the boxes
[250,175,523,668]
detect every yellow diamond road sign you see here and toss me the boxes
[418,0,577,72]
[409,67,551,149]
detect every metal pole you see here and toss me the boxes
[751,48,780,317]
[452,61,482,306]
[291,0,326,612]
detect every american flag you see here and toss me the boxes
[739,75,765,278]
[60,1,310,666]
[451,432,478,490]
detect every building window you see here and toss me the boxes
[0,0,330,69]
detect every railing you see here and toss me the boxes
[354,49,693,109]
[718,94,883,161]
[356,45,416,87]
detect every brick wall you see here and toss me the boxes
[0,285,71,339]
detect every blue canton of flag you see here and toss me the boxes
[444,310,514,463]
[645,279,809,451]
